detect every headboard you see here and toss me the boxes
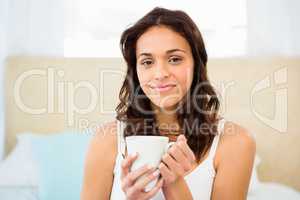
[4,56,300,191]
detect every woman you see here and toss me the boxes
[81,7,256,200]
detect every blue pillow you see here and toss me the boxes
[27,130,92,200]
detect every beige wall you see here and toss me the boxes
[4,56,300,191]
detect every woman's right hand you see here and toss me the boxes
[121,152,164,200]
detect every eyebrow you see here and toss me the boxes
[138,48,186,58]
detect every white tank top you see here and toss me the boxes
[110,118,226,200]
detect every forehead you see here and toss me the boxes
[136,26,191,55]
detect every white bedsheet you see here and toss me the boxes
[0,186,38,200]
[0,182,299,200]
[248,182,300,200]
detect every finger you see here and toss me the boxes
[162,153,184,176]
[177,134,186,142]
[123,164,155,189]
[159,162,174,182]
[177,140,196,162]
[133,169,160,192]
[167,144,192,171]
[143,178,164,199]
[130,164,155,182]
[121,152,138,179]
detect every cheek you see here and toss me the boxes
[137,69,151,92]
[175,66,194,93]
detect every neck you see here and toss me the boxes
[151,103,181,132]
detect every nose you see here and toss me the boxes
[154,63,170,80]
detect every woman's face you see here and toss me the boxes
[136,26,194,111]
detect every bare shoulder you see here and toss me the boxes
[211,121,257,198]
[220,121,256,145]
[87,120,118,163]
[215,121,256,169]
[81,120,119,199]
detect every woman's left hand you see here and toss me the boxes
[159,134,196,187]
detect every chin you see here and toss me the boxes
[151,100,179,112]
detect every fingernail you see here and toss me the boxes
[153,169,160,177]
[147,164,154,170]
[132,152,137,157]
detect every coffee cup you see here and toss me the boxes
[125,135,175,191]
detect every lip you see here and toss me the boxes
[150,84,176,92]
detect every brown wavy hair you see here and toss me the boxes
[115,7,222,162]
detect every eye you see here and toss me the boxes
[141,59,153,67]
[169,56,182,64]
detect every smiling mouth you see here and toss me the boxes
[149,84,176,92]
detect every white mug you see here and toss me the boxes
[125,135,175,191]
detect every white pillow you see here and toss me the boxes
[0,134,39,186]
[0,186,38,200]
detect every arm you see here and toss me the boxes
[162,177,193,200]
[161,122,256,200]
[159,135,195,200]
[211,122,256,200]
[80,121,118,200]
